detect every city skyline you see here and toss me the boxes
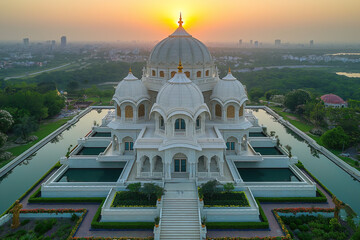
[1,0,360,44]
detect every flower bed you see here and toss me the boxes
[275,207,334,214]
[111,191,157,207]
[256,189,327,203]
[203,191,249,207]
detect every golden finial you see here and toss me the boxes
[178,12,183,27]
[129,66,132,73]
[178,60,183,73]
[228,67,231,73]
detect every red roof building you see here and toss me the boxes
[320,94,347,108]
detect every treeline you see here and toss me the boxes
[235,68,360,100]
[0,82,65,124]
[28,61,145,92]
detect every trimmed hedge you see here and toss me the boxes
[28,187,104,203]
[296,161,334,197]
[112,191,157,207]
[91,199,154,229]
[257,189,327,203]
[205,199,269,230]
[0,161,62,217]
[203,191,249,207]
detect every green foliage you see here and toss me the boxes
[141,183,164,200]
[0,109,14,133]
[13,115,39,139]
[112,191,157,207]
[0,132,7,149]
[126,182,142,193]
[154,216,160,225]
[321,126,349,150]
[223,182,235,193]
[199,180,222,198]
[265,89,281,101]
[203,191,249,207]
[284,89,311,111]
[257,189,327,203]
[34,219,57,235]
[249,87,264,102]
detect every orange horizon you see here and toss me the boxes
[1,0,360,43]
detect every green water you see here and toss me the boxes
[57,168,122,182]
[253,147,283,155]
[76,147,106,155]
[249,132,267,137]
[0,110,108,214]
[237,168,300,182]
[252,109,360,216]
[92,132,111,137]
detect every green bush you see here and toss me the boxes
[112,191,157,207]
[203,191,249,207]
[199,180,222,198]
[223,183,235,193]
[126,182,141,193]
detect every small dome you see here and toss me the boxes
[321,94,346,104]
[113,70,150,106]
[211,69,248,105]
[151,63,209,120]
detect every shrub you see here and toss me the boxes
[223,183,234,193]
[71,213,79,222]
[199,180,222,198]
[289,222,297,230]
[203,192,249,207]
[141,183,164,201]
[112,191,156,207]
[21,219,30,226]
[126,182,141,193]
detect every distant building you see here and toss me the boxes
[239,39,242,46]
[61,36,67,47]
[250,40,253,45]
[23,38,29,47]
[275,39,281,46]
[310,40,314,47]
[254,41,258,47]
[51,40,56,50]
[320,94,347,108]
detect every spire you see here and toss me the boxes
[178,12,183,27]
[129,66,132,73]
[228,67,231,73]
[177,59,183,73]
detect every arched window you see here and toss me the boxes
[197,71,202,78]
[152,70,156,76]
[205,70,209,76]
[226,137,237,152]
[215,104,222,117]
[175,118,186,131]
[117,105,121,117]
[185,71,190,78]
[227,105,235,118]
[138,104,145,118]
[123,137,134,151]
[239,105,244,117]
[171,71,177,78]
[159,116,165,130]
[125,105,133,119]
[196,116,201,130]
[160,71,164,77]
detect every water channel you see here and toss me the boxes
[0,109,108,214]
[0,108,359,218]
[252,109,360,215]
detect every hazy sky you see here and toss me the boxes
[1,0,360,44]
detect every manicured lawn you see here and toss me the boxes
[270,106,360,171]
[0,118,70,168]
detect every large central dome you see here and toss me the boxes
[143,14,218,92]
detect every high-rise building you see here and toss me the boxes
[23,38,29,47]
[51,40,56,50]
[254,41,258,47]
[61,36,67,47]
[310,40,314,47]
[239,39,242,47]
[275,39,281,46]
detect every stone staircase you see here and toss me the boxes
[159,182,201,240]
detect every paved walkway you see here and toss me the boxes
[17,169,334,239]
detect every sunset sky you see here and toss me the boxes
[1,0,360,44]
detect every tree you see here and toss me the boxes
[249,87,264,102]
[199,180,222,198]
[0,132,7,149]
[13,115,39,140]
[126,182,141,193]
[310,102,326,127]
[284,89,311,111]
[223,183,234,193]
[0,110,14,132]
[265,89,281,101]
[321,126,349,150]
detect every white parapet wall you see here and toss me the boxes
[100,188,160,222]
